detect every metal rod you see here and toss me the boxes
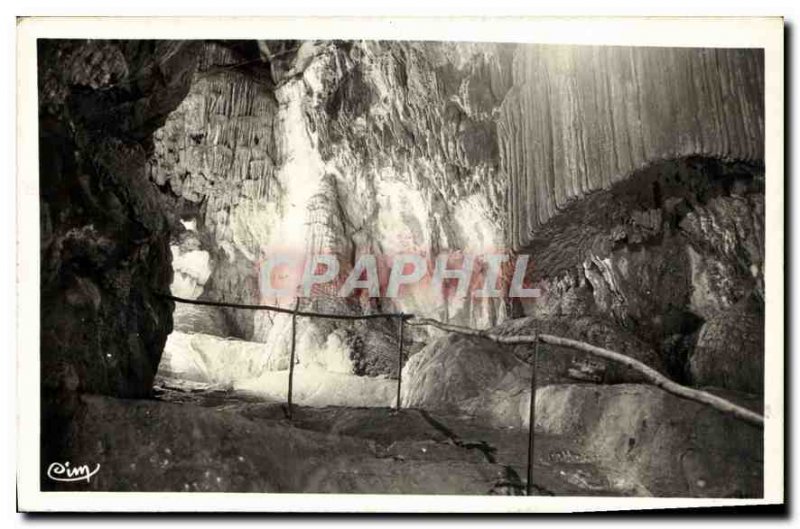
[408,316,764,428]
[156,292,412,322]
[395,315,405,410]
[286,298,299,420]
[526,336,539,496]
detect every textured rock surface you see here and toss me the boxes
[250,309,401,375]
[171,304,231,336]
[38,40,201,398]
[500,46,764,250]
[144,41,764,389]
[533,384,762,497]
[401,333,532,426]
[494,315,666,383]
[158,332,270,386]
[516,158,765,388]
[497,46,765,393]
[401,314,664,426]
[168,220,232,335]
[402,334,762,496]
[43,389,761,497]
[234,367,396,408]
[689,299,764,393]
[148,41,514,313]
[148,43,281,254]
[148,41,520,377]
[43,395,516,494]
[42,40,766,393]
[42,374,764,496]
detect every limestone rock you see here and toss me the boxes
[401,314,664,426]
[157,332,270,386]
[147,41,516,372]
[38,40,201,398]
[494,315,666,384]
[401,333,531,427]
[41,39,766,440]
[400,330,762,496]
[500,45,764,251]
[148,42,282,254]
[533,384,762,497]
[689,302,764,393]
[43,395,504,494]
[171,304,231,337]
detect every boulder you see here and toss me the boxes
[401,333,531,427]
[532,384,763,497]
[401,315,665,427]
[689,303,765,394]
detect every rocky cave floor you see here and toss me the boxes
[40,372,748,496]
[147,377,625,496]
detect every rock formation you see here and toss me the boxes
[38,40,201,399]
[143,41,764,392]
[499,46,765,391]
[147,41,522,376]
[500,46,763,251]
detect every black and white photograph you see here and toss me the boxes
[14,15,784,513]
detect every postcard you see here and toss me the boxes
[16,16,784,513]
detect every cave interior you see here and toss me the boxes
[37,39,765,496]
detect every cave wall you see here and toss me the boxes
[147,42,282,338]
[496,46,765,391]
[38,40,765,397]
[144,41,765,389]
[38,40,201,398]
[500,45,764,251]
[148,41,520,376]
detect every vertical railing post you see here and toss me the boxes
[286,298,299,420]
[526,334,539,496]
[395,314,405,410]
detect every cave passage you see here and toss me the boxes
[155,289,409,410]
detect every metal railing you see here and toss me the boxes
[158,293,413,415]
[158,292,764,496]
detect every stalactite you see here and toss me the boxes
[500,45,764,251]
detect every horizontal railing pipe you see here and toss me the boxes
[156,292,414,321]
[407,317,764,429]
[158,292,764,429]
